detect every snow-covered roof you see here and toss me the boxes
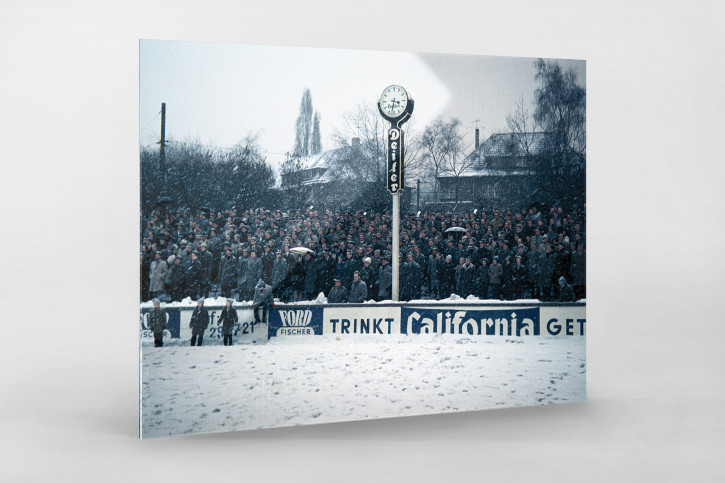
[439,132,550,179]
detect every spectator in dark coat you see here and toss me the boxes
[477,258,489,299]
[428,249,442,299]
[488,256,503,300]
[141,252,151,302]
[440,255,456,298]
[148,299,166,347]
[377,256,392,300]
[168,256,185,301]
[236,248,249,301]
[328,278,348,303]
[400,252,422,301]
[303,253,317,301]
[458,257,476,297]
[149,251,168,299]
[289,255,306,301]
[348,271,368,303]
[570,243,586,300]
[358,257,377,301]
[511,255,528,300]
[542,245,556,301]
[186,250,203,300]
[245,251,262,299]
[502,256,514,300]
[252,280,274,325]
[218,298,238,346]
[316,250,335,295]
[218,248,238,298]
[189,298,209,346]
[558,276,576,302]
[527,242,544,300]
[198,243,213,298]
[271,251,289,297]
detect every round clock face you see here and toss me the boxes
[379,85,408,118]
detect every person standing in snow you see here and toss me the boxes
[252,280,274,325]
[218,298,238,346]
[189,298,209,346]
[148,298,166,347]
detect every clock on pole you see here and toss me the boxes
[378,85,414,302]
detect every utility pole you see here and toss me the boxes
[158,103,168,197]
[159,103,167,168]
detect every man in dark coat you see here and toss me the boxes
[168,256,185,301]
[570,243,586,300]
[428,249,442,299]
[316,250,335,295]
[348,271,368,303]
[488,256,503,300]
[303,253,317,301]
[271,251,288,298]
[186,250,203,300]
[218,248,237,298]
[440,254,456,298]
[252,280,274,325]
[218,298,238,346]
[558,276,576,302]
[377,255,392,300]
[148,298,166,347]
[400,252,421,301]
[189,298,209,346]
[198,243,214,298]
[245,251,262,299]
[460,257,477,298]
[328,278,348,303]
[477,258,489,299]
[511,255,528,300]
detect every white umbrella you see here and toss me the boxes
[290,247,314,255]
[445,227,466,233]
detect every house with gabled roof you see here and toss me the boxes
[436,131,583,211]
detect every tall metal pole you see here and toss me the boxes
[159,103,166,167]
[392,192,400,301]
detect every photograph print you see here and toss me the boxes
[139,40,586,438]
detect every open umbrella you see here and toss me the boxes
[445,227,466,233]
[290,247,314,255]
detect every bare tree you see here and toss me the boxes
[506,95,539,159]
[420,117,473,211]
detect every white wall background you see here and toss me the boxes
[1,0,724,481]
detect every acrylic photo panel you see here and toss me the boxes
[140,40,586,438]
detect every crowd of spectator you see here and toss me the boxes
[141,205,585,304]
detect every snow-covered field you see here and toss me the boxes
[141,334,586,438]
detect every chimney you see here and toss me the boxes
[352,137,360,150]
[475,128,480,149]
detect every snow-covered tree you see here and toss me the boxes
[293,88,314,157]
[311,112,322,155]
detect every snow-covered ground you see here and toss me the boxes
[141,334,586,438]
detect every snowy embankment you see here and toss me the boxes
[141,334,586,438]
[140,294,586,309]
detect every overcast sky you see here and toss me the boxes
[140,40,585,170]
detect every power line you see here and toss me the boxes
[140,110,161,135]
